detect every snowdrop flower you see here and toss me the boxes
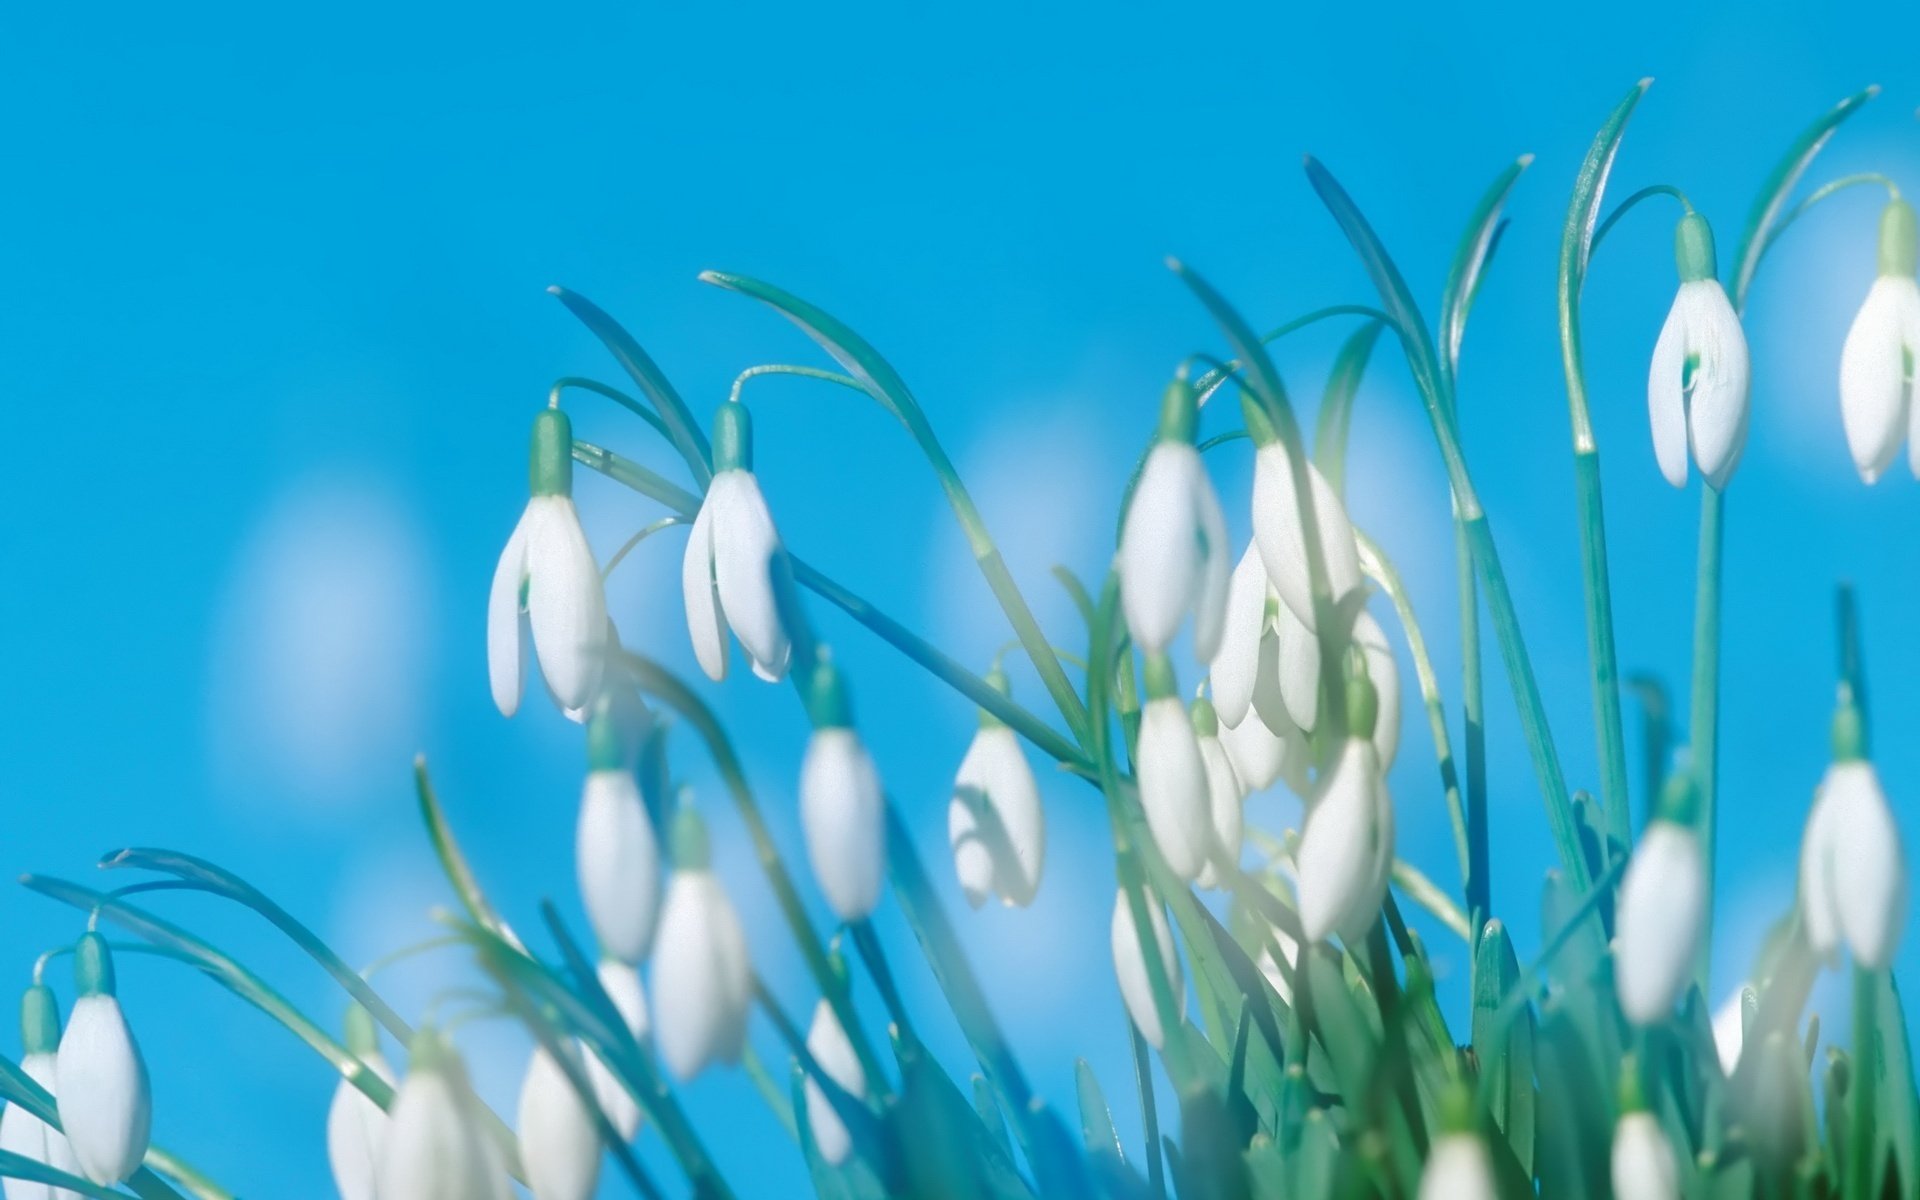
[517,1043,601,1200]
[1711,987,1751,1076]
[1110,888,1184,1049]
[1838,199,1920,483]
[1191,697,1246,891]
[1419,1089,1496,1200]
[1612,1075,1680,1200]
[55,935,149,1186]
[1119,375,1230,662]
[1211,546,1319,739]
[1136,654,1212,882]
[378,1028,513,1200]
[326,1004,394,1200]
[652,809,753,1081]
[1352,610,1401,769]
[799,659,887,922]
[1242,396,1362,633]
[949,668,1045,908]
[489,406,608,716]
[584,959,648,1142]
[1799,690,1908,969]
[1615,767,1707,1026]
[682,400,792,682]
[0,985,79,1200]
[1295,669,1394,945]
[577,711,661,964]
[801,1000,867,1167]
[1216,693,1308,796]
[1647,212,1750,489]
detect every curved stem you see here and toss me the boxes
[1190,303,1397,406]
[1588,184,1693,260]
[549,376,674,444]
[1758,172,1902,265]
[728,363,864,406]
[603,515,687,580]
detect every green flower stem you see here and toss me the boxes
[549,286,715,489]
[602,514,687,580]
[0,1152,126,1200]
[727,363,863,406]
[1128,1024,1167,1199]
[616,652,892,1097]
[1588,184,1693,258]
[1688,485,1724,993]
[850,919,919,1048]
[1760,172,1903,263]
[1189,303,1397,406]
[548,376,673,445]
[1849,967,1880,1198]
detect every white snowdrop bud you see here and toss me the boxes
[1244,400,1361,633]
[1647,213,1750,489]
[652,810,753,1081]
[1420,1088,1496,1200]
[1612,1111,1679,1200]
[682,401,793,682]
[1616,769,1707,1026]
[577,711,661,964]
[1135,655,1212,882]
[1799,695,1908,969]
[948,669,1045,908]
[489,406,609,715]
[584,959,649,1142]
[1838,200,1920,483]
[1191,698,1246,891]
[1210,545,1272,730]
[799,660,887,922]
[326,1004,393,1200]
[517,1042,602,1200]
[1296,674,1394,946]
[1119,377,1230,662]
[0,985,80,1200]
[802,1000,867,1167]
[1110,888,1184,1049]
[1711,987,1751,1077]
[378,1028,513,1200]
[55,935,150,1186]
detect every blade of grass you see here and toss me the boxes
[548,286,714,487]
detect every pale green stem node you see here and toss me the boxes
[1343,647,1378,739]
[1674,212,1717,283]
[74,932,116,998]
[670,807,712,871]
[1880,199,1918,278]
[1190,694,1220,738]
[1655,759,1701,827]
[586,709,625,772]
[20,984,59,1056]
[344,1002,379,1059]
[1832,686,1867,762]
[1156,375,1198,444]
[1617,1053,1648,1114]
[1142,652,1178,702]
[713,401,753,473]
[806,658,854,730]
[1238,390,1278,447]
[530,407,575,497]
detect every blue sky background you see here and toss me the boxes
[4,2,1919,1194]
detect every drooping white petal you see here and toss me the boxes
[1419,1134,1497,1200]
[652,872,752,1081]
[525,497,608,712]
[55,997,150,1186]
[1615,820,1706,1026]
[1681,280,1752,490]
[487,508,531,717]
[1840,277,1919,483]
[1110,889,1184,1049]
[1120,443,1205,655]
[0,1053,79,1200]
[1192,469,1232,664]
[1273,597,1320,734]
[1799,779,1844,958]
[1255,924,1300,1006]
[710,471,791,682]
[800,728,887,921]
[378,1047,511,1200]
[1353,610,1402,768]
[1825,762,1908,969]
[949,726,1044,908]
[517,1045,602,1200]
[1647,291,1693,488]
[1219,704,1309,797]
[1136,697,1211,881]
[681,496,729,681]
[585,961,648,1141]
[1711,989,1747,1076]
[1296,739,1393,945]
[1195,735,1244,891]
[577,769,661,964]
[1611,1112,1680,1200]
[1210,547,1271,729]
[802,1001,867,1167]
[326,1051,393,1200]
[1250,446,1361,632]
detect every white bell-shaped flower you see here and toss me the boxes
[517,1043,602,1200]
[378,1028,513,1200]
[1799,694,1908,969]
[1647,213,1750,490]
[1838,200,1920,483]
[1191,698,1246,891]
[1296,735,1394,946]
[1110,887,1184,1049]
[949,670,1045,908]
[682,401,792,682]
[1419,1133,1497,1200]
[1119,377,1230,662]
[327,1004,394,1200]
[652,810,753,1081]
[584,959,649,1142]
[54,935,150,1186]
[1711,987,1750,1076]
[799,660,887,922]
[1211,545,1321,758]
[1615,769,1707,1027]
[1216,690,1309,797]
[801,1000,867,1167]
[576,712,661,964]
[1135,655,1212,882]
[489,406,609,716]
[1612,1111,1680,1200]
[1243,398,1362,633]
[0,985,79,1200]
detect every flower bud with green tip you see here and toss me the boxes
[0,983,80,1199]
[1839,198,1920,482]
[377,1027,513,1200]
[1119,374,1230,662]
[682,400,793,682]
[948,666,1046,908]
[489,406,609,716]
[1295,655,1395,945]
[1611,1058,1680,1200]
[1647,211,1750,489]
[1799,685,1908,968]
[1109,887,1183,1049]
[576,709,661,964]
[1242,394,1362,633]
[1615,763,1707,1026]
[583,959,648,1141]
[651,808,753,1081]
[516,1041,601,1200]
[55,934,150,1186]
[1419,1084,1496,1200]
[326,1003,394,1200]
[1135,654,1212,881]
[1190,696,1246,891]
[798,657,887,922]
[801,999,867,1167]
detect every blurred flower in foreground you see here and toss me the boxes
[683,400,792,682]
[801,1000,867,1167]
[1211,546,1318,742]
[1135,654,1211,882]
[1419,1088,1496,1200]
[1296,664,1394,945]
[1799,688,1908,969]
[1110,887,1183,1049]
[1119,375,1229,663]
[326,1004,392,1200]
[1647,212,1749,489]
[489,406,608,715]
[0,984,78,1200]
[55,935,150,1186]
[799,659,886,922]
[653,809,753,1081]
[948,668,1045,908]
[1615,765,1706,1026]
[1838,198,1920,483]
[1612,1065,1679,1200]
[577,711,661,964]
[378,1028,512,1200]
[585,960,648,1142]
[517,1043,601,1200]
